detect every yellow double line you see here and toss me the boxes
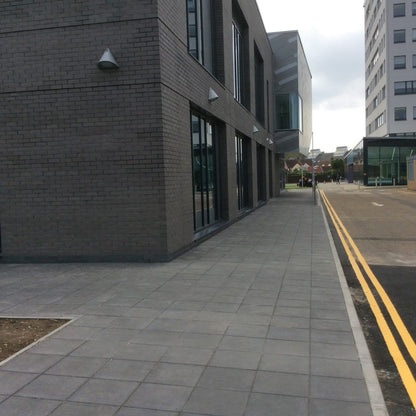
[320,190,416,409]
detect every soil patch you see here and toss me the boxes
[0,318,69,362]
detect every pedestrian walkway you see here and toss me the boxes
[0,189,387,416]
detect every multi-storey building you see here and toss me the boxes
[365,0,416,137]
[349,0,416,186]
[269,31,312,156]
[0,0,303,262]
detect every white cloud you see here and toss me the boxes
[257,0,365,151]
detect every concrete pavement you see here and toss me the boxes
[0,189,388,416]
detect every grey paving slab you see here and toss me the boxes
[197,367,255,391]
[16,374,86,400]
[50,402,118,416]
[245,393,308,416]
[115,409,178,416]
[183,387,249,416]
[0,191,387,416]
[69,378,139,405]
[125,383,192,411]
[0,396,60,416]
[0,371,38,395]
[45,356,108,377]
[253,371,309,396]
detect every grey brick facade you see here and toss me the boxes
[0,0,280,262]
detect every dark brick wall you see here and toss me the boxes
[0,0,277,261]
[0,2,167,260]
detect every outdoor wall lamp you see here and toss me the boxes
[208,87,219,102]
[97,48,119,70]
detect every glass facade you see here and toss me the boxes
[191,112,219,230]
[275,93,303,131]
[348,138,416,185]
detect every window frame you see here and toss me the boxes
[394,55,406,69]
[394,107,407,121]
[190,111,220,231]
[394,29,406,43]
[393,3,406,17]
[186,0,215,73]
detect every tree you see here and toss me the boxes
[331,158,345,176]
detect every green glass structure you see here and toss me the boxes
[347,138,416,186]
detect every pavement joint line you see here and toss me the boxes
[319,192,389,416]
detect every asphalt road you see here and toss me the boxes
[320,182,416,416]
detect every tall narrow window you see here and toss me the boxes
[191,112,219,230]
[256,144,266,202]
[232,1,249,109]
[235,134,250,211]
[254,45,265,125]
[232,22,242,103]
[187,0,214,73]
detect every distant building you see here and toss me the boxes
[333,146,349,158]
[355,0,416,186]
[347,137,416,185]
[269,31,312,156]
[308,149,322,159]
[364,0,416,137]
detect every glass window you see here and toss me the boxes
[254,45,265,126]
[394,107,407,121]
[275,94,301,130]
[232,23,242,103]
[413,2,416,15]
[413,28,416,42]
[413,55,416,68]
[191,112,219,230]
[394,29,406,43]
[187,0,214,73]
[235,134,250,211]
[393,3,406,16]
[232,2,249,109]
[413,106,416,119]
[394,55,406,69]
[394,81,416,95]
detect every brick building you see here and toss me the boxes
[0,1,284,261]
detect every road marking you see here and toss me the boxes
[372,202,384,207]
[320,190,416,410]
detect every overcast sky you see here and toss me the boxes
[256,0,365,153]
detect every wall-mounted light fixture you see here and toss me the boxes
[97,48,119,70]
[208,87,219,102]
[253,125,259,133]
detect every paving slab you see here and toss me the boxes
[0,189,387,415]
